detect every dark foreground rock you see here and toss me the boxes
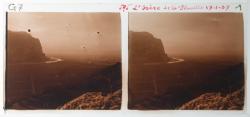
[58,89,121,110]
[179,87,244,110]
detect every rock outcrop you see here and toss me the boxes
[129,31,169,64]
[179,87,244,110]
[7,30,47,63]
[58,89,121,110]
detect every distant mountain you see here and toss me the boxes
[129,31,169,64]
[7,31,48,63]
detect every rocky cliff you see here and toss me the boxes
[7,31,47,63]
[129,31,169,64]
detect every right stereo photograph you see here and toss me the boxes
[128,13,245,110]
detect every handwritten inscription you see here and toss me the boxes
[119,4,242,12]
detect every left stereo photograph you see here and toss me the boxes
[5,12,122,110]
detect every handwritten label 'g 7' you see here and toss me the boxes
[8,4,23,11]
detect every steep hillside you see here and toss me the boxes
[58,63,122,110]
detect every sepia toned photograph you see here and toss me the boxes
[6,12,121,110]
[128,13,244,110]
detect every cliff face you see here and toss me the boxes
[129,31,168,64]
[7,31,47,63]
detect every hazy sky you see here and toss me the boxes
[8,12,121,59]
[129,13,244,58]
